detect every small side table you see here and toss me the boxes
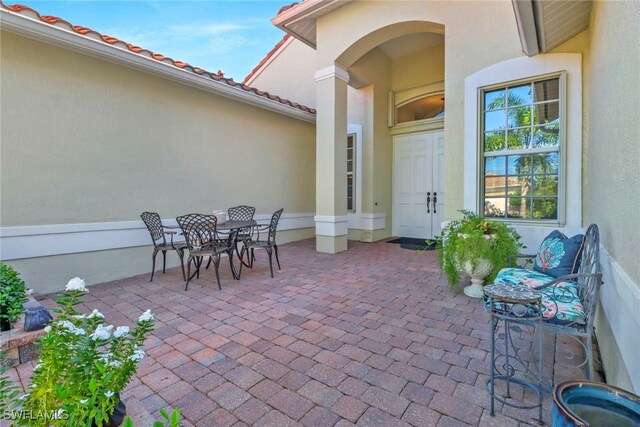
[484,283,544,423]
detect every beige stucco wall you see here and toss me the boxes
[584,0,640,392]
[247,37,317,109]
[314,0,523,222]
[0,31,316,293]
[391,43,444,92]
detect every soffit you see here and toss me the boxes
[513,0,592,56]
[272,0,350,48]
[534,0,592,52]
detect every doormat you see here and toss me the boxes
[387,237,437,251]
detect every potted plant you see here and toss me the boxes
[437,210,522,297]
[0,262,28,332]
[18,278,155,427]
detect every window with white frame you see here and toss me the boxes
[481,74,562,221]
[347,134,356,212]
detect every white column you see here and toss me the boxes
[314,65,349,253]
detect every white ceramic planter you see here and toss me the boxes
[459,258,493,298]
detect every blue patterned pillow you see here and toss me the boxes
[533,230,585,278]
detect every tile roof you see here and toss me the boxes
[0,2,315,115]
[243,34,291,85]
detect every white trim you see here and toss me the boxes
[511,0,540,56]
[463,54,582,231]
[0,213,315,260]
[599,245,640,394]
[347,213,386,231]
[314,65,349,83]
[0,10,316,124]
[314,215,348,237]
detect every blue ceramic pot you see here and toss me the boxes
[552,381,640,427]
[23,306,53,332]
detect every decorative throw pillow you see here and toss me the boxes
[533,230,585,278]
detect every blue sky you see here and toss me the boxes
[12,1,290,81]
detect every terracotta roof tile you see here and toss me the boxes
[1,2,315,114]
[277,2,299,16]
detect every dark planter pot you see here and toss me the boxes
[552,380,640,427]
[0,317,10,332]
[24,306,53,332]
[92,393,127,427]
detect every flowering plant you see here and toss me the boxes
[18,278,155,426]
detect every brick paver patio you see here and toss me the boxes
[6,239,590,426]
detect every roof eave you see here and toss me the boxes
[0,9,316,123]
[271,0,349,49]
[512,0,540,56]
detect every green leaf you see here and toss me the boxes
[123,417,134,427]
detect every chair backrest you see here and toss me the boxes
[176,214,218,251]
[228,205,256,222]
[141,212,166,245]
[577,224,602,332]
[267,209,284,243]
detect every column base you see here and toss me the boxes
[316,235,348,254]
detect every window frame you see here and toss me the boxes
[478,71,567,225]
[347,133,356,213]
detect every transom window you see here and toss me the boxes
[481,75,562,221]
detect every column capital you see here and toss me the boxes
[314,65,349,83]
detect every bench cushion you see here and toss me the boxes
[489,268,586,325]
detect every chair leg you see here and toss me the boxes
[162,250,167,274]
[150,249,159,282]
[266,247,274,278]
[250,249,255,268]
[185,256,194,291]
[213,254,222,290]
[274,244,281,270]
[177,249,186,281]
[205,257,212,270]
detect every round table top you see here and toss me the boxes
[484,283,541,304]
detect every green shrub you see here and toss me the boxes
[436,210,523,292]
[0,262,28,327]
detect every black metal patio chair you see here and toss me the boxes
[228,205,256,260]
[140,212,187,282]
[239,208,284,278]
[176,213,237,291]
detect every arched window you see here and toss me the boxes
[396,94,444,124]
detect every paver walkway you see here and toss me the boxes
[6,239,589,426]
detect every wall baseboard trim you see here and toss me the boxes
[598,244,640,393]
[0,213,315,260]
[347,213,386,231]
[314,215,348,237]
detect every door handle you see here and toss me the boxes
[433,192,437,213]
[426,192,430,213]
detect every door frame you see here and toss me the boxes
[391,128,445,238]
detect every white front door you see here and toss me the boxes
[393,130,445,239]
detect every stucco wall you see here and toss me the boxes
[314,0,524,221]
[247,37,317,109]
[0,31,316,293]
[391,43,444,92]
[584,0,640,392]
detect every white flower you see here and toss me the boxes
[72,327,86,336]
[105,391,115,398]
[80,399,88,404]
[109,360,122,367]
[87,309,105,319]
[44,326,51,333]
[138,310,154,323]
[72,314,86,319]
[89,324,113,341]
[113,326,129,338]
[98,353,111,363]
[65,277,88,292]
[58,320,75,331]
[128,348,145,362]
